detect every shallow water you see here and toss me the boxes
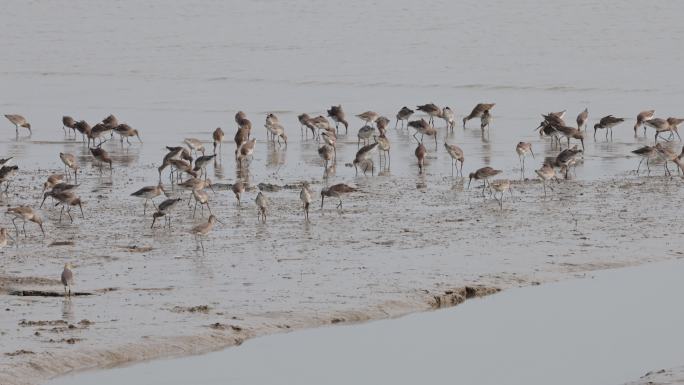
[1,1,684,384]
[48,259,684,385]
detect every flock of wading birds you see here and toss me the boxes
[2,104,684,295]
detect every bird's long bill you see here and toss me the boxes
[530,149,536,159]
[580,139,585,150]
[216,218,225,225]
[39,224,45,235]
[79,203,84,218]
[40,195,48,208]
[208,184,215,193]
[137,134,143,143]
[467,177,472,189]
[320,195,324,209]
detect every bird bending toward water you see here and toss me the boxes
[321,184,358,209]
[5,114,31,135]
[463,103,495,128]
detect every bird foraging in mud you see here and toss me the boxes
[321,183,358,209]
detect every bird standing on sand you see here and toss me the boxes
[151,197,183,228]
[300,182,312,221]
[555,145,584,179]
[131,183,165,215]
[5,114,31,135]
[463,103,495,128]
[61,263,74,297]
[321,183,357,209]
[594,115,625,140]
[190,215,221,253]
[192,188,212,217]
[6,206,44,237]
[535,163,558,197]
[468,167,502,196]
[490,179,513,209]
[444,142,464,177]
[408,119,437,148]
[232,180,245,205]
[353,142,378,176]
[515,142,534,176]
[374,133,391,168]
[256,191,267,223]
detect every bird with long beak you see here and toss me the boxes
[6,206,44,237]
[321,183,358,209]
[468,167,502,196]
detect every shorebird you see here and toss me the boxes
[193,154,216,179]
[158,148,188,181]
[666,117,684,141]
[490,179,513,209]
[309,115,333,139]
[61,263,74,297]
[321,183,357,209]
[535,162,558,197]
[631,145,657,174]
[463,103,495,128]
[354,142,378,176]
[213,127,224,154]
[298,113,316,137]
[256,191,267,223]
[89,123,112,145]
[102,114,119,130]
[62,116,76,136]
[576,108,589,131]
[0,165,18,193]
[594,115,625,140]
[168,159,197,182]
[51,191,84,223]
[415,143,426,174]
[375,116,390,132]
[178,177,213,198]
[4,114,31,135]
[190,215,221,253]
[234,126,250,156]
[192,188,212,217]
[184,138,205,155]
[444,142,464,177]
[89,147,113,173]
[634,110,656,136]
[265,113,280,139]
[73,120,92,142]
[232,180,245,205]
[395,106,414,128]
[555,145,583,178]
[555,126,585,150]
[131,183,165,214]
[417,103,442,125]
[480,109,492,131]
[515,142,535,176]
[537,113,566,135]
[408,119,437,148]
[42,174,65,193]
[266,122,287,146]
[327,105,349,134]
[40,182,79,208]
[0,228,12,248]
[356,111,379,125]
[300,182,312,221]
[151,197,183,228]
[644,118,672,143]
[6,206,44,237]
[443,107,455,131]
[654,143,684,176]
[468,167,502,196]
[113,124,142,144]
[320,130,337,157]
[357,125,375,147]
[237,138,256,166]
[374,133,391,167]
[318,144,335,170]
